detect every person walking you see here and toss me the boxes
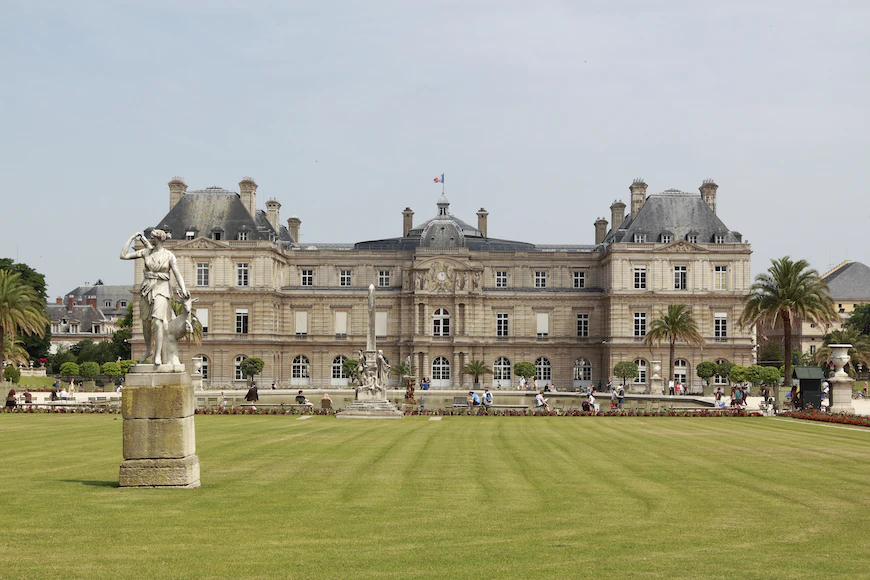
[244,383,259,405]
[616,385,625,410]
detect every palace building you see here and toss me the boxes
[129,177,754,391]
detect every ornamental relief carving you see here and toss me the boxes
[412,260,482,294]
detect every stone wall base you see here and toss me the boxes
[119,455,201,488]
[336,400,403,419]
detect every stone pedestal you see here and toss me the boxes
[336,386,403,419]
[650,361,663,395]
[827,344,855,415]
[119,365,200,488]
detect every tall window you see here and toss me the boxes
[714,359,729,385]
[573,358,591,381]
[495,271,508,288]
[573,271,586,288]
[375,312,388,337]
[535,357,552,381]
[236,263,249,287]
[292,355,310,379]
[493,357,511,381]
[714,313,728,342]
[378,270,390,287]
[332,355,347,379]
[714,266,728,290]
[433,308,450,336]
[196,262,209,287]
[301,269,313,286]
[809,345,816,355]
[432,356,450,380]
[534,271,547,288]
[334,311,348,336]
[634,359,647,384]
[213,231,223,241]
[536,312,549,337]
[295,311,308,335]
[496,313,509,337]
[198,355,209,380]
[673,265,687,290]
[339,269,352,287]
[634,312,647,337]
[576,313,589,337]
[634,266,647,290]
[234,355,246,380]
[197,308,209,334]
[235,309,249,334]
[674,359,688,385]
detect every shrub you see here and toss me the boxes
[59,362,80,377]
[4,366,21,383]
[79,361,100,379]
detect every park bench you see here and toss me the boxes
[237,403,315,412]
[452,397,469,408]
[488,404,528,410]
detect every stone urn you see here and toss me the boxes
[829,344,851,378]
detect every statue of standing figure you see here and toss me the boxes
[376,350,390,386]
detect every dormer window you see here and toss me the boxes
[186,231,196,240]
[661,234,672,244]
[714,234,725,244]
[238,231,248,241]
[212,231,223,241]
[687,234,698,244]
[633,233,647,243]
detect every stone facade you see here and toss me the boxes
[129,177,753,392]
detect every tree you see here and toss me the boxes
[391,361,412,387]
[2,334,30,366]
[813,327,870,376]
[0,269,50,368]
[0,259,50,361]
[343,358,359,384]
[729,365,748,384]
[759,342,783,363]
[80,361,100,379]
[643,304,705,383]
[101,361,123,378]
[239,357,265,386]
[696,361,717,387]
[462,360,491,385]
[513,362,536,381]
[613,360,639,387]
[739,256,839,401]
[59,362,80,378]
[744,365,763,386]
[759,366,781,387]
[4,365,21,383]
[119,360,135,376]
[715,361,734,384]
[845,303,870,335]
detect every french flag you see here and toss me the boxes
[433,174,444,184]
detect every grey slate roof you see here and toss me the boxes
[63,285,134,318]
[822,262,870,301]
[602,189,742,245]
[47,304,109,329]
[149,188,295,243]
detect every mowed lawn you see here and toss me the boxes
[1,415,868,579]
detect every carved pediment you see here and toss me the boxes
[654,240,708,253]
[176,237,230,250]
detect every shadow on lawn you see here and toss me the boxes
[61,479,119,488]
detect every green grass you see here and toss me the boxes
[1,415,869,579]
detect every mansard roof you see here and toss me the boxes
[62,284,134,318]
[822,261,870,301]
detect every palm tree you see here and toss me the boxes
[0,270,50,367]
[462,360,491,386]
[644,304,705,385]
[813,328,870,376]
[739,256,838,400]
[2,334,30,367]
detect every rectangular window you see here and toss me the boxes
[295,311,308,335]
[334,311,348,335]
[674,265,687,290]
[714,313,728,342]
[186,231,195,240]
[375,311,388,337]
[496,313,509,337]
[236,263,249,287]
[301,269,313,286]
[119,300,127,308]
[196,262,210,287]
[536,312,549,337]
[378,270,391,287]
[573,271,586,289]
[809,345,816,355]
[534,271,547,288]
[714,265,728,290]
[634,312,647,337]
[213,231,222,241]
[634,266,647,290]
[687,234,698,244]
[339,269,352,287]
[633,233,647,243]
[197,308,208,334]
[661,234,672,244]
[70,324,79,333]
[238,231,248,241]
[235,308,248,334]
[714,235,725,244]
[495,271,508,288]
[576,313,589,337]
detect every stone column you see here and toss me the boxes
[828,344,855,414]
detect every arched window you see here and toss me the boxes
[714,359,729,385]
[634,359,647,384]
[573,358,592,381]
[432,356,450,380]
[433,308,450,336]
[234,355,247,381]
[493,357,512,381]
[196,355,209,380]
[674,359,688,385]
[332,355,347,379]
[535,357,552,381]
[292,355,310,379]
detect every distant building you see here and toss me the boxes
[130,176,754,390]
[47,284,134,354]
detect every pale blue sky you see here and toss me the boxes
[1,0,867,298]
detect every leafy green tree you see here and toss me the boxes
[101,361,122,378]
[4,365,21,383]
[759,342,783,363]
[813,328,870,376]
[715,361,734,383]
[343,359,359,383]
[49,344,76,373]
[729,365,748,384]
[462,360,491,385]
[119,360,135,376]
[79,361,100,379]
[613,360,639,387]
[739,256,838,401]
[643,304,705,382]
[112,327,132,361]
[513,362,536,381]
[845,303,870,335]
[696,361,717,387]
[0,259,50,361]
[59,362,80,378]
[744,365,763,385]
[2,333,30,366]
[239,357,265,386]
[760,366,781,386]
[0,269,50,368]
[72,339,115,365]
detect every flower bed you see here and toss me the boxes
[1,406,119,414]
[780,409,870,427]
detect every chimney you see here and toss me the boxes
[168,177,187,210]
[86,297,97,311]
[265,198,281,231]
[700,179,718,214]
[56,297,62,305]
[629,178,648,219]
[477,208,489,238]
[594,217,608,245]
[67,295,74,311]
[239,177,258,218]
[287,216,301,242]
[402,207,414,237]
[610,200,626,231]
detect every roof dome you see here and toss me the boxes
[420,219,466,249]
